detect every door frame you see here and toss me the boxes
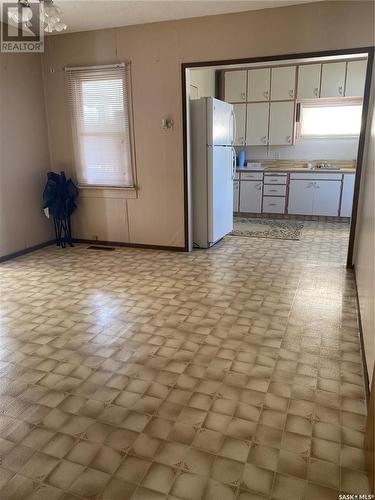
[181,46,374,268]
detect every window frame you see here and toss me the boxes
[296,97,363,140]
[66,63,137,190]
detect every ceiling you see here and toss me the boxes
[46,0,316,34]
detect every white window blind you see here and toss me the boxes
[66,63,134,187]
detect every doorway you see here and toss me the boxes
[182,47,374,269]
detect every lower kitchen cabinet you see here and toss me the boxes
[288,180,315,215]
[288,178,341,216]
[313,180,341,216]
[263,196,285,213]
[233,180,239,212]
[340,173,355,216]
[239,180,262,213]
[235,171,354,217]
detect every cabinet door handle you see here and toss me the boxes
[338,86,343,95]
[263,90,269,99]
[313,87,319,97]
[241,92,246,100]
[261,136,267,144]
[289,89,294,98]
[269,203,276,206]
[286,136,292,144]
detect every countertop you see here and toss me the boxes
[236,160,356,174]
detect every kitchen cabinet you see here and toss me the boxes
[224,70,247,102]
[288,180,315,215]
[313,180,341,216]
[246,102,269,146]
[239,180,263,213]
[247,68,271,102]
[297,64,321,98]
[271,66,296,100]
[233,104,246,146]
[320,62,346,98]
[264,184,286,196]
[263,197,285,214]
[340,173,355,216]
[345,60,367,97]
[268,101,294,145]
[288,177,341,216]
[233,180,240,212]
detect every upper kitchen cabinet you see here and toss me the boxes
[246,102,269,146]
[270,66,296,100]
[320,62,346,98]
[233,104,246,146]
[224,70,247,103]
[247,68,271,102]
[345,60,367,97]
[268,101,294,145]
[297,64,321,99]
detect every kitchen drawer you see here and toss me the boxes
[263,174,287,185]
[290,172,342,181]
[263,196,286,213]
[241,172,263,180]
[263,184,287,196]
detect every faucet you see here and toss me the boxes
[316,161,332,169]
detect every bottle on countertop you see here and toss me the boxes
[239,150,246,168]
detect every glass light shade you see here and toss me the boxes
[22,6,33,21]
[41,0,67,33]
[54,22,66,31]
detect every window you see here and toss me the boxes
[67,64,134,187]
[299,101,362,138]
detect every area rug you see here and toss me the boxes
[230,217,304,240]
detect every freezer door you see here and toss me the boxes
[207,98,234,146]
[207,146,234,245]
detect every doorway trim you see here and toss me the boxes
[181,46,374,266]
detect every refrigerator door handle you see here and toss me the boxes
[231,147,237,180]
[231,109,236,146]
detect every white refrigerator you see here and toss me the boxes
[190,97,236,248]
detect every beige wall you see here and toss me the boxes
[189,68,216,99]
[41,1,374,248]
[0,52,52,258]
[354,56,374,386]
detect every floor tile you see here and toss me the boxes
[0,220,370,499]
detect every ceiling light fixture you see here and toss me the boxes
[41,0,67,33]
[9,0,67,33]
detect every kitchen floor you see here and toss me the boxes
[0,220,370,500]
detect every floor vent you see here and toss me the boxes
[87,245,116,251]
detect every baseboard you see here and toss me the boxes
[73,238,186,252]
[364,367,375,493]
[0,240,55,263]
[352,265,371,404]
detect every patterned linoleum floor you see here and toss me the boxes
[0,221,371,500]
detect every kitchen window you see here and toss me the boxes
[298,100,362,138]
[66,63,135,188]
